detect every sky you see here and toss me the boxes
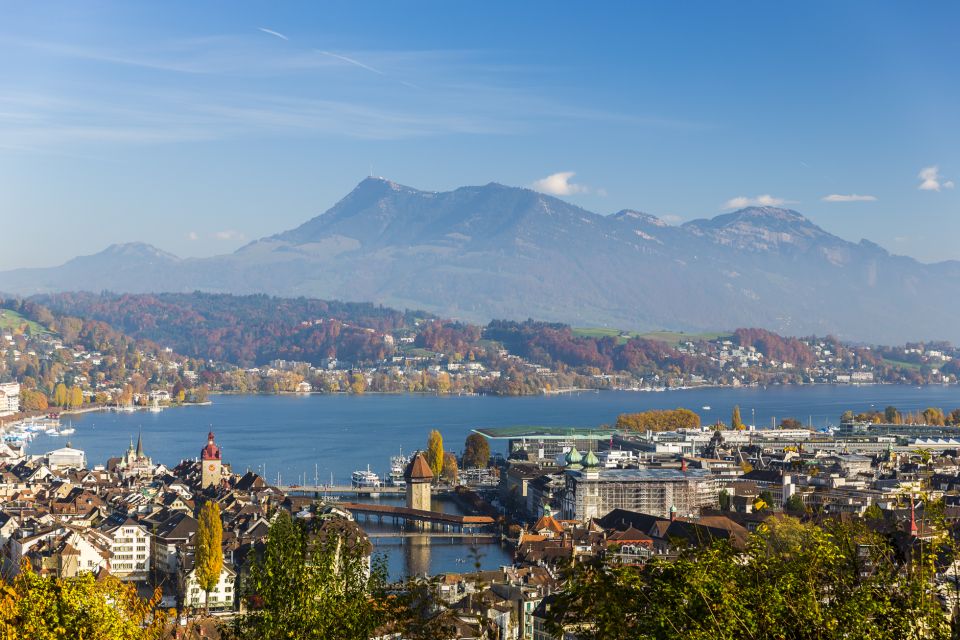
[0,1,958,270]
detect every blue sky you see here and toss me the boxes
[1,1,958,269]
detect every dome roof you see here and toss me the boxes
[565,446,582,464]
[583,450,599,467]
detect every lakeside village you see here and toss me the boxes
[5,402,960,637]
[3,309,960,426]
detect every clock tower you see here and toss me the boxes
[201,431,222,489]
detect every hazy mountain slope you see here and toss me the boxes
[3,177,960,343]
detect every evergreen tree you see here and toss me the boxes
[426,430,444,478]
[195,501,224,614]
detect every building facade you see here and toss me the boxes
[201,431,222,489]
[561,467,717,521]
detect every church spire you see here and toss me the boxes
[136,430,143,458]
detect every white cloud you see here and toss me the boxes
[918,165,954,191]
[723,194,792,209]
[530,171,591,196]
[213,230,244,240]
[186,231,199,241]
[821,193,877,202]
[662,214,682,224]
[258,28,289,41]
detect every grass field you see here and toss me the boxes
[572,327,731,346]
[881,357,922,371]
[0,308,49,335]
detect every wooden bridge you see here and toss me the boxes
[279,484,405,496]
[365,531,498,541]
[338,502,496,533]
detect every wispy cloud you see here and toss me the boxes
[821,193,877,202]
[318,50,384,75]
[723,194,794,209]
[918,165,954,191]
[258,28,289,41]
[530,171,592,196]
[213,230,244,240]
[186,231,199,241]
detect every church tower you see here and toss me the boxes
[404,451,433,512]
[201,431,222,489]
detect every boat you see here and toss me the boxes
[387,449,410,486]
[702,405,711,411]
[149,398,163,413]
[351,466,382,496]
[59,427,76,436]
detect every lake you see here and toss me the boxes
[25,385,960,578]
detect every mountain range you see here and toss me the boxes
[4,177,960,343]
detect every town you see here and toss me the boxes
[1,400,960,637]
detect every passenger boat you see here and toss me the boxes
[387,449,410,486]
[351,466,382,496]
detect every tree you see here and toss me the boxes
[784,493,806,513]
[234,510,391,640]
[884,406,901,424]
[780,417,802,430]
[426,430,444,478]
[615,408,700,432]
[547,517,949,640]
[349,373,367,395]
[731,405,744,430]
[462,433,490,469]
[840,410,855,423]
[53,382,68,408]
[0,565,167,639]
[718,489,731,511]
[68,385,83,409]
[923,407,945,426]
[442,452,458,484]
[195,501,224,615]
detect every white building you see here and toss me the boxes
[46,445,87,470]
[99,516,151,581]
[0,382,20,416]
[180,562,236,611]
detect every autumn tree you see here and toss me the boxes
[442,452,458,484]
[0,566,167,639]
[53,382,68,408]
[426,430,444,478]
[349,373,367,395]
[462,433,491,469]
[731,405,744,430]
[195,501,224,614]
[68,385,83,409]
[615,408,700,432]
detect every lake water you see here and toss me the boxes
[25,385,960,578]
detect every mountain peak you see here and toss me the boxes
[610,209,668,227]
[87,242,180,262]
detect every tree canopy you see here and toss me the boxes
[426,430,444,478]
[615,408,700,432]
[462,433,490,469]
[195,500,224,613]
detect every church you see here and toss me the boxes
[111,433,154,479]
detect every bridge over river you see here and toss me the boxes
[338,501,496,533]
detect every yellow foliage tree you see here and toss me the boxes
[0,565,166,639]
[426,430,444,478]
[195,501,224,615]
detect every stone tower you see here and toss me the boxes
[404,451,433,511]
[201,431,222,489]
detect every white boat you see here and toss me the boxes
[702,405,711,410]
[149,398,163,413]
[387,449,410,486]
[351,466,382,495]
[59,427,76,436]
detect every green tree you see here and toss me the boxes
[426,430,444,478]
[884,406,901,424]
[234,510,390,640]
[718,489,731,511]
[0,566,167,639]
[731,405,744,430]
[348,373,366,395]
[547,517,949,640]
[195,501,224,615]
[784,493,806,513]
[462,433,490,469]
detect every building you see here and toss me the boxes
[404,451,433,511]
[98,515,151,581]
[561,464,717,521]
[201,431,222,489]
[114,433,153,478]
[0,382,19,416]
[45,444,87,470]
[179,559,236,612]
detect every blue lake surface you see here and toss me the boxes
[26,385,960,578]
